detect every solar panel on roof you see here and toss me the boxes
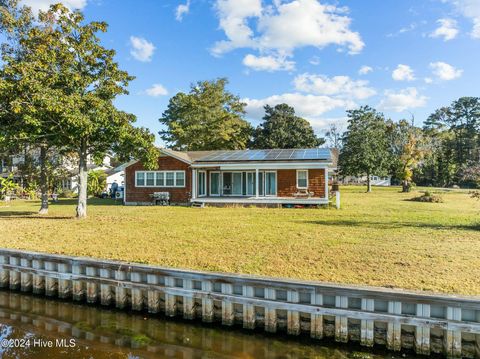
[193,148,331,162]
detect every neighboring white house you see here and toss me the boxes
[341,175,392,186]
[59,155,114,192]
[105,164,126,191]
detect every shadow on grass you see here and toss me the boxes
[0,211,72,219]
[300,219,480,231]
[51,198,123,206]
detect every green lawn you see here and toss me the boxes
[1,186,479,295]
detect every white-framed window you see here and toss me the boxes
[135,171,186,188]
[146,172,155,186]
[296,170,308,189]
[176,171,185,187]
[155,172,164,186]
[136,172,145,187]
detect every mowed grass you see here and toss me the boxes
[1,186,479,295]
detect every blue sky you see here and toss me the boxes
[23,0,480,145]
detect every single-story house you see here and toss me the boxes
[124,148,335,206]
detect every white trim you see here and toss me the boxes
[191,162,332,170]
[192,197,329,205]
[296,169,308,189]
[255,169,259,199]
[192,169,197,200]
[209,171,221,196]
[198,170,207,197]
[123,170,127,204]
[135,170,186,188]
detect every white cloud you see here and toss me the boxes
[212,0,364,63]
[424,77,433,84]
[212,0,262,55]
[145,84,168,97]
[392,64,416,81]
[378,88,427,112]
[386,23,418,38]
[430,18,459,41]
[129,36,155,62]
[429,61,463,80]
[446,0,480,38]
[293,73,376,100]
[243,53,295,71]
[473,19,480,38]
[244,93,355,121]
[358,65,373,75]
[176,0,190,21]
[20,0,87,13]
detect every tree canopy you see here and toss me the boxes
[159,78,253,151]
[388,120,426,192]
[338,106,391,192]
[0,1,158,218]
[251,104,323,149]
[418,97,480,187]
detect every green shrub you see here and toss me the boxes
[411,191,443,203]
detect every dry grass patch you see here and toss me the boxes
[1,186,479,295]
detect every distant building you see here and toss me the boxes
[340,175,392,187]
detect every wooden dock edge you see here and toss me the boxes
[0,248,479,358]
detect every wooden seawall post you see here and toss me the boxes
[265,288,277,333]
[221,283,234,326]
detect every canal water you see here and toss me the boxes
[0,290,418,359]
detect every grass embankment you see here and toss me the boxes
[1,186,479,295]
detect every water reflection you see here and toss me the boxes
[0,290,416,358]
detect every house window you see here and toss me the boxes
[165,172,175,186]
[146,172,155,186]
[155,172,164,186]
[176,171,185,187]
[297,170,308,189]
[135,171,185,188]
[136,172,145,186]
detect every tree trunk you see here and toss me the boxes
[76,144,88,219]
[366,173,372,193]
[402,180,410,192]
[38,145,49,215]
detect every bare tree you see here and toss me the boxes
[324,124,344,149]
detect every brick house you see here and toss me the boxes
[124,148,335,206]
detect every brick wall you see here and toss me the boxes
[277,169,326,197]
[308,169,326,198]
[125,155,191,204]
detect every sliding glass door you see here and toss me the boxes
[246,172,256,196]
[213,171,276,197]
[210,172,220,196]
[265,171,276,196]
[222,172,242,196]
[198,171,206,197]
